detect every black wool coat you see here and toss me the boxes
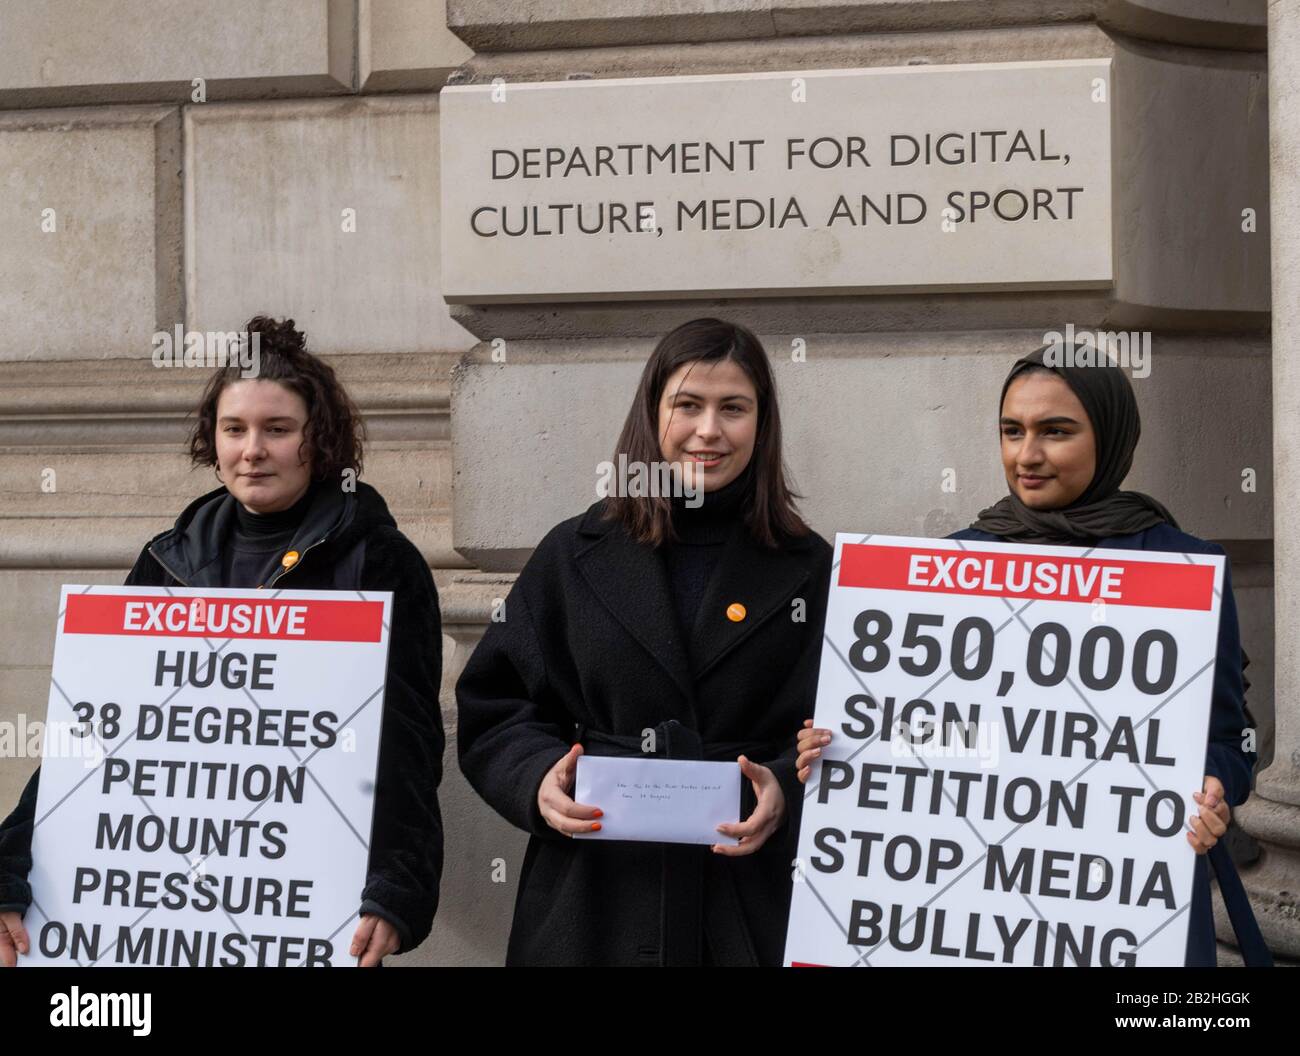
[0,481,444,955]
[456,500,833,966]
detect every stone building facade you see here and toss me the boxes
[0,0,1294,965]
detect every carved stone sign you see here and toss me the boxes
[441,60,1113,302]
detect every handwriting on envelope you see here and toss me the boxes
[573,756,741,845]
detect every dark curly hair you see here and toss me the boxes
[188,316,365,483]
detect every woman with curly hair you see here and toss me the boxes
[0,316,444,967]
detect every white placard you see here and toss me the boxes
[21,585,392,967]
[784,534,1223,967]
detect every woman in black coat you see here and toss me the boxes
[0,317,444,967]
[456,317,831,966]
[797,343,1270,967]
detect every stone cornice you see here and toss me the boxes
[0,351,461,569]
[446,1,1265,55]
[0,352,453,446]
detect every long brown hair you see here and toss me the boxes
[604,317,807,547]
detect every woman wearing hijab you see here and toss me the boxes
[0,316,444,967]
[797,343,1271,967]
[456,317,832,966]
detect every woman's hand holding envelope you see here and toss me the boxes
[711,756,785,857]
[541,743,785,853]
[538,743,604,836]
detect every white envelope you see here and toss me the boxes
[573,756,742,845]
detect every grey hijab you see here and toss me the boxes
[970,345,1178,543]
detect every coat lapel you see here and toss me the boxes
[691,524,816,680]
[574,509,698,723]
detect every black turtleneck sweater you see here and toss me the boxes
[221,483,317,589]
[660,465,754,661]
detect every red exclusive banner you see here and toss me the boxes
[837,545,1215,610]
[62,593,385,642]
